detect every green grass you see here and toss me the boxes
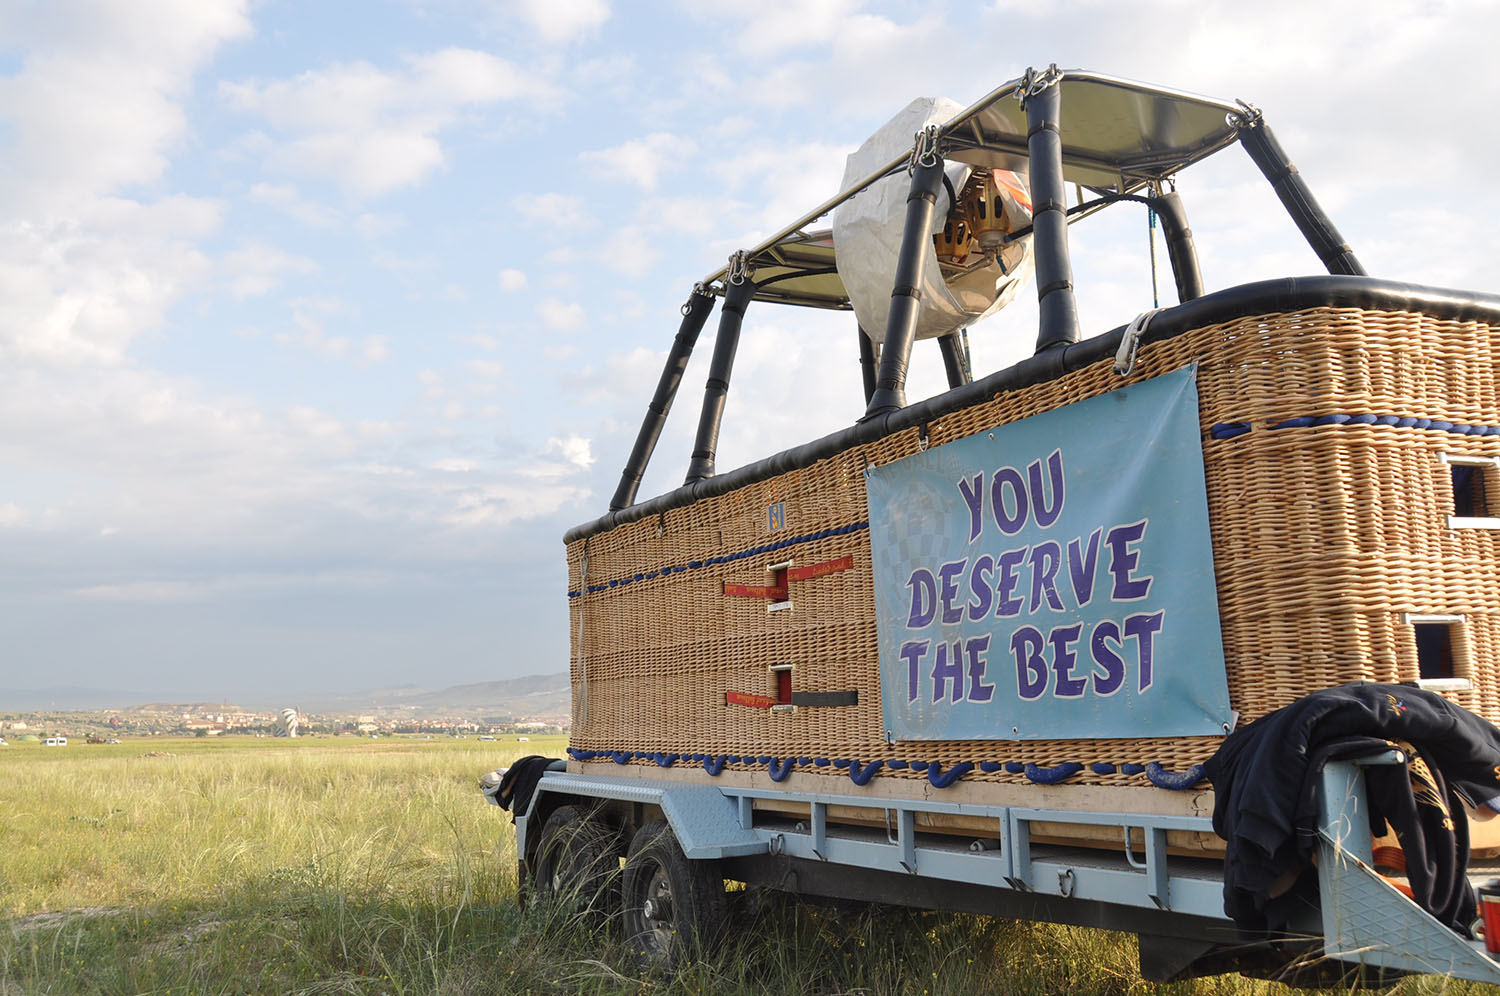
[0,736,1489,994]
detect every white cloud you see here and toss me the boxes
[513,192,592,229]
[273,297,374,361]
[0,202,219,366]
[715,10,971,117]
[363,336,393,363]
[711,0,863,57]
[455,332,499,350]
[639,194,744,236]
[371,250,439,273]
[542,247,584,266]
[701,140,851,250]
[537,298,587,331]
[70,569,413,604]
[0,0,253,215]
[467,358,505,378]
[580,132,697,191]
[355,212,405,239]
[221,243,319,300]
[441,478,592,527]
[545,434,593,469]
[572,54,635,87]
[223,48,551,196]
[600,228,658,278]
[508,0,610,43]
[248,182,342,227]
[498,268,528,291]
[0,2,248,368]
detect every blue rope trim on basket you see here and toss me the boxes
[1208,413,1500,440]
[1024,761,1083,784]
[565,748,1202,790]
[1145,762,1206,790]
[568,521,870,597]
[1210,422,1252,439]
[928,761,974,788]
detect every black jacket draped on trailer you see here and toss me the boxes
[1204,684,1500,934]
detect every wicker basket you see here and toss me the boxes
[566,305,1500,790]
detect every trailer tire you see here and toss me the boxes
[533,804,620,921]
[622,820,726,968]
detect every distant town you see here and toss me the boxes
[0,672,571,743]
[0,705,567,743]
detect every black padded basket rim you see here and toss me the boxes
[567,276,1500,544]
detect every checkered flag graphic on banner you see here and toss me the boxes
[890,480,953,567]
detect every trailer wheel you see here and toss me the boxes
[622,820,726,968]
[533,804,620,920]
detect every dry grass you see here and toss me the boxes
[0,735,1487,994]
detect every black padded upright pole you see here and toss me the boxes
[1026,70,1082,353]
[937,330,969,388]
[610,287,717,510]
[684,276,755,484]
[1149,192,1204,302]
[1238,112,1366,276]
[864,148,947,418]
[857,325,876,405]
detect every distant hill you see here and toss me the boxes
[123,702,249,715]
[0,686,175,712]
[1,673,572,721]
[292,672,570,719]
[409,673,570,716]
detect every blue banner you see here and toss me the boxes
[867,366,1231,741]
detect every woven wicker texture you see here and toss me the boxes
[567,306,1500,784]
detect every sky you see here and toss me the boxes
[1,0,1497,704]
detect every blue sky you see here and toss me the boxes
[1,0,1496,702]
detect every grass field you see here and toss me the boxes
[0,736,1487,995]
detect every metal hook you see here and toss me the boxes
[680,281,709,316]
[1227,98,1262,130]
[1114,308,1163,377]
[727,250,750,286]
[1017,64,1062,107]
[908,124,941,174]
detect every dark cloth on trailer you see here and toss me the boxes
[1363,739,1472,930]
[1203,683,1500,935]
[496,755,561,824]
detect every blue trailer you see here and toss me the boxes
[486,67,1500,984]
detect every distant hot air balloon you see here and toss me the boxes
[274,708,300,738]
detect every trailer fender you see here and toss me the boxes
[523,771,766,862]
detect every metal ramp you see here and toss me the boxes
[1317,756,1500,983]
